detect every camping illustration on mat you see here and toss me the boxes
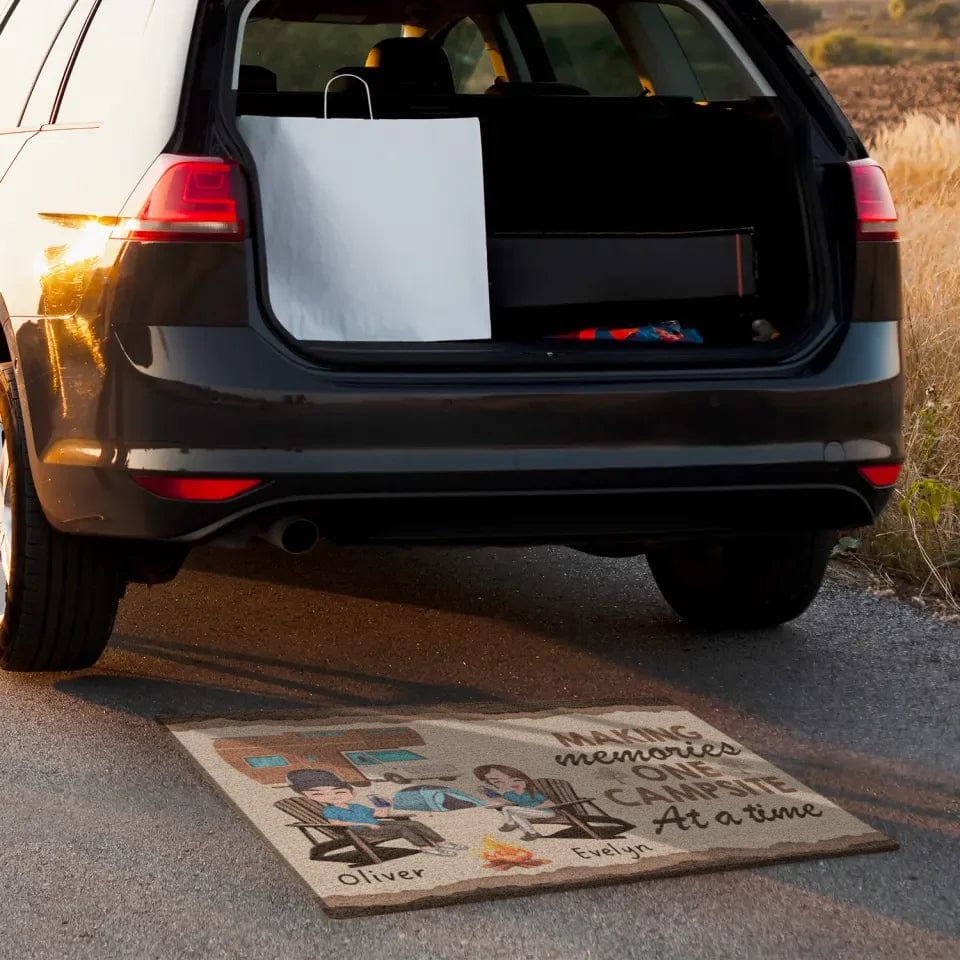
[213,727,459,787]
[475,836,552,872]
[275,769,469,867]
[267,753,636,869]
[472,765,635,842]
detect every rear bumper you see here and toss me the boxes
[12,314,903,543]
[149,480,887,547]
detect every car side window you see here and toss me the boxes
[21,1,95,128]
[0,0,78,129]
[443,18,498,94]
[657,4,755,100]
[527,2,641,95]
[56,0,153,124]
[240,19,400,92]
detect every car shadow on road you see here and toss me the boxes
[56,651,509,718]
[97,540,956,758]
[52,540,960,939]
[180,540,665,624]
[53,673,316,716]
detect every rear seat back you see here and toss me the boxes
[484,79,589,96]
[365,36,455,95]
[326,66,383,115]
[239,64,278,93]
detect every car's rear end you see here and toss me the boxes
[92,0,903,540]
[0,0,904,671]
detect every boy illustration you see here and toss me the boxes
[286,770,466,857]
[474,765,556,841]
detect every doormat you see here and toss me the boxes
[165,704,896,917]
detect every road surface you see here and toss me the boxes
[1,543,958,959]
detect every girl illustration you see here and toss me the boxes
[474,764,556,841]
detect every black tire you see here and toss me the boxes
[0,364,123,671]
[646,532,832,630]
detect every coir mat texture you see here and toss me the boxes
[164,704,896,918]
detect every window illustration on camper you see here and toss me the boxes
[214,727,458,786]
[340,749,459,784]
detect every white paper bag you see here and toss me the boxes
[238,92,491,342]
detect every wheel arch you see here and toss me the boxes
[0,293,42,473]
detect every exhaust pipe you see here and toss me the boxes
[259,517,320,556]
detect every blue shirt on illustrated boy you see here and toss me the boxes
[322,802,380,827]
[502,790,548,807]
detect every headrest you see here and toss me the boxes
[365,37,454,95]
[238,64,278,93]
[329,67,383,93]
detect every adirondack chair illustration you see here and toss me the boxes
[274,797,440,867]
[274,796,424,867]
[529,778,635,840]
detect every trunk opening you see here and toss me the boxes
[226,0,833,371]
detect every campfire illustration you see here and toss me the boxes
[475,836,552,872]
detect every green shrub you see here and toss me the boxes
[910,0,959,36]
[764,1,823,32]
[889,0,920,19]
[803,30,900,68]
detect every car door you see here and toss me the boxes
[0,0,199,324]
[0,1,78,183]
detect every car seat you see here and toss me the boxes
[364,36,455,95]
[238,64,279,93]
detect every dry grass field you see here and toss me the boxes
[819,72,960,603]
[821,61,960,139]
[865,114,960,604]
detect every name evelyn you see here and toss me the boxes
[573,842,654,861]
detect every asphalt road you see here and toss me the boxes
[1,543,958,960]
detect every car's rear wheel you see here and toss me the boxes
[646,532,832,630]
[0,364,124,671]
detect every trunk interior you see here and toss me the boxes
[235,87,818,363]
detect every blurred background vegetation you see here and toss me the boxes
[765,1,959,606]
[764,0,960,66]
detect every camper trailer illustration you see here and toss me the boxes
[214,726,460,787]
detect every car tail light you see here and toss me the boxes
[133,475,262,501]
[858,464,901,488]
[124,160,245,242]
[849,159,899,242]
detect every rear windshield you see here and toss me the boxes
[236,0,768,100]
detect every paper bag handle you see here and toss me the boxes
[323,74,375,120]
